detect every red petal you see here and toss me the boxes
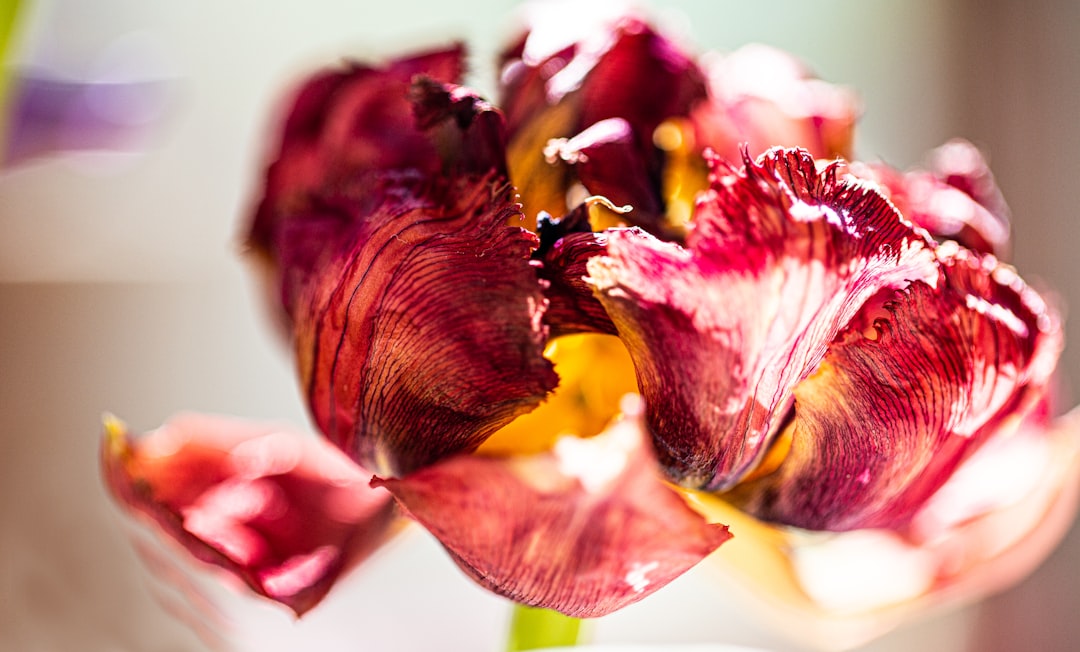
[249,45,465,266]
[294,174,557,476]
[731,245,1061,530]
[100,414,397,616]
[587,148,940,491]
[373,409,730,617]
[534,205,618,337]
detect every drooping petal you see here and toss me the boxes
[849,139,1011,257]
[100,413,398,616]
[373,405,731,618]
[587,148,940,491]
[691,44,859,165]
[728,244,1062,530]
[500,7,706,231]
[293,172,558,477]
[249,70,558,476]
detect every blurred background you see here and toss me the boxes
[1,0,1077,650]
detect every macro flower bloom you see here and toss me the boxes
[102,3,1080,644]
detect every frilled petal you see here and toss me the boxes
[373,407,731,617]
[728,245,1062,530]
[587,148,940,491]
[294,173,557,477]
[248,46,465,317]
[849,139,1011,257]
[500,7,706,230]
[100,413,398,616]
[690,44,859,164]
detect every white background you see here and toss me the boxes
[2,1,1077,650]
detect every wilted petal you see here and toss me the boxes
[373,407,731,617]
[294,171,557,476]
[100,413,398,616]
[587,148,940,491]
[849,140,1011,257]
[729,245,1062,530]
[692,44,859,164]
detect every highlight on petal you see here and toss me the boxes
[727,244,1062,531]
[374,404,731,618]
[848,139,1011,257]
[500,5,706,231]
[587,148,939,491]
[100,413,398,616]
[691,44,859,165]
[293,171,557,477]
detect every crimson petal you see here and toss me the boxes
[101,413,397,616]
[587,148,940,491]
[373,409,731,617]
[248,46,465,319]
[730,245,1061,530]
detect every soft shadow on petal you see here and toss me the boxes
[729,245,1061,530]
[588,148,939,491]
[100,413,399,617]
[374,407,731,618]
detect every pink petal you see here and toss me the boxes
[691,44,859,164]
[730,244,1061,530]
[587,148,940,491]
[100,413,397,616]
[849,140,1011,257]
[373,409,731,617]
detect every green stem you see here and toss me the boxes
[505,604,585,651]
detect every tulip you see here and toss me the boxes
[101,4,1079,647]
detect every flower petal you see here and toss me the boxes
[248,46,465,318]
[373,406,731,617]
[587,148,940,491]
[100,413,398,616]
[293,172,558,476]
[849,139,1011,257]
[729,245,1062,530]
[501,10,706,231]
[533,204,618,337]
[691,44,859,164]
